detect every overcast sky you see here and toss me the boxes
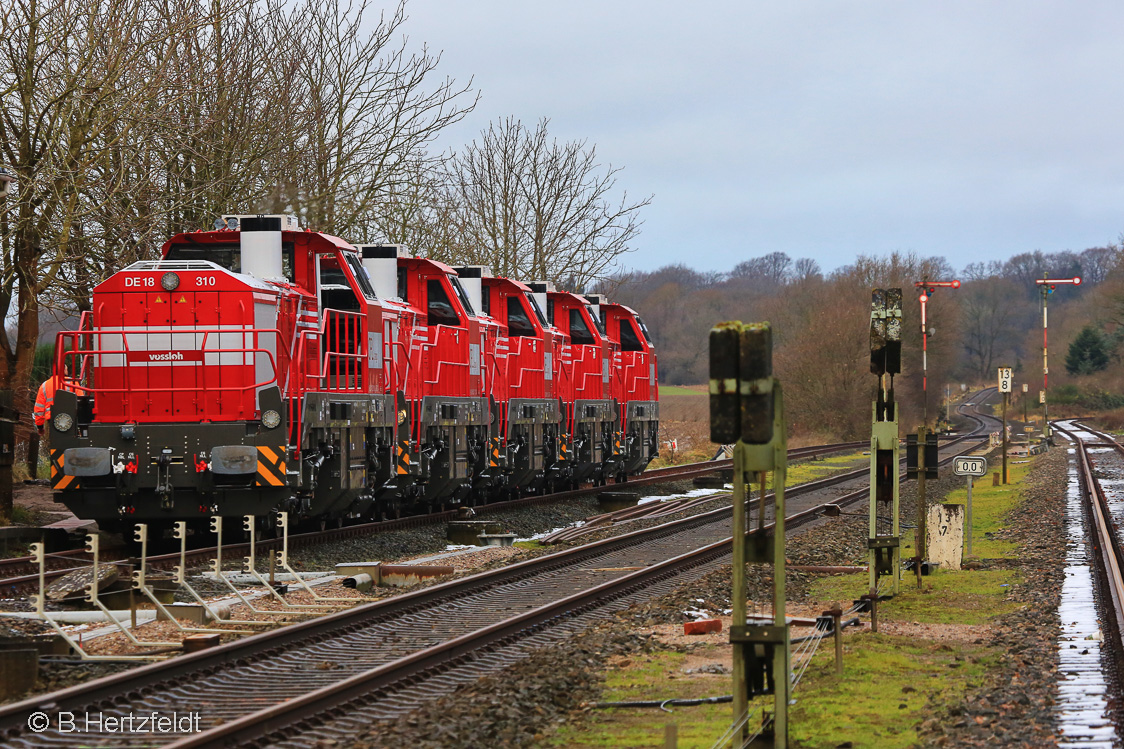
[405,1,1124,276]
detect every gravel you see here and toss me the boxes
[349,621,658,749]
[917,446,1068,748]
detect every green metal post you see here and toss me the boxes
[770,385,789,748]
[731,441,747,732]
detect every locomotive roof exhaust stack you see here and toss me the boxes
[224,214,297,282]
[453,266,490,317]
[360,244,405,301]
[527,281,555,324]
[583,293,605,326]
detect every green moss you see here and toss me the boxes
[550,648,737,748]
[810,568,1022,625]
[512,540,541,549]
[659,385,706,396]
[785,452,867,487]
[789,634,997,748]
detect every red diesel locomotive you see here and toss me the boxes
[46,215,659,532]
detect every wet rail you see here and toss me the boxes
[1052,420,1124,747]
[0,397,999,748]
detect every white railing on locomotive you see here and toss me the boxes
[122,259,226,272]
[56,327,283,394]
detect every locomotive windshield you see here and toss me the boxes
[587,305,606,334]
[635,315,652,342]
[569,309,595,345]
[619,318,644,352]
[449,276,476,317]
[507,296,536,337]
[427,279,461,327]
[526,293,549,326]
[345,254,377,299]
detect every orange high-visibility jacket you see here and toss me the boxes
[33,376,61,428]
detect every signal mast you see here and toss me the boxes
[1034,273,1082,443]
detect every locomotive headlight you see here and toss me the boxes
[161,272,180,291]
[262,409,281,429]
[53,412,73,432]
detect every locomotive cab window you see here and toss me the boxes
[635,315,652,343]
[527,294,549,326]
[427,279,461,327]
[318,255,362,312]
[587,305,606,335]
[569,309,595,345]
[449,276,476,317]
[619,318,644,352]
[507,296,536,337]
[345,254,377,300]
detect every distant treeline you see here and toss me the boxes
[609,246,1124,439]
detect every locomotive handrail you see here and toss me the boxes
[122,259,224,272]
[318,308,366,393]
[425,359,469,386]
[54,326,283,423]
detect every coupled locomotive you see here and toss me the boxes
[46,215,659,532]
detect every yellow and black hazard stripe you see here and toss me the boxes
[49,449,79,490]
[613,432,622,456]
[559,434,569,462]
[489,437,501,468]
[396,439,411,475]
[254,446,287,488]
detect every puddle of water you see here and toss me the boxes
[1055,428,1120,747]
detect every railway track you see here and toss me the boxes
[0,395,999,748]
[0,441,867,596]
[1052,422,1124,663]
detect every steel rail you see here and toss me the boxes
[1053,422,1124,665]
[170,399,999,747]
[0,441,867,595]
[0,399,998,748]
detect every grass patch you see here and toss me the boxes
[789,633,998,748]
[512,540,541,549]
[938,455,1030,559]
[552,452,1046,747]
[550,647,735,748]
[660,385,706,396]
[810,568,1021,625]
[785,451,866,487]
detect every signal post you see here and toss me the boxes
[1034,274,1082,444]
[868,289,902,597]
[710,322,789,749]
[911,278,958,589]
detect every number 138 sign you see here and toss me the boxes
[997,367,1013,393]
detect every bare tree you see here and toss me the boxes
[730,252,792,284]
[960,277,1020,378]
[447,117,651,288]
[278,0,476,238]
